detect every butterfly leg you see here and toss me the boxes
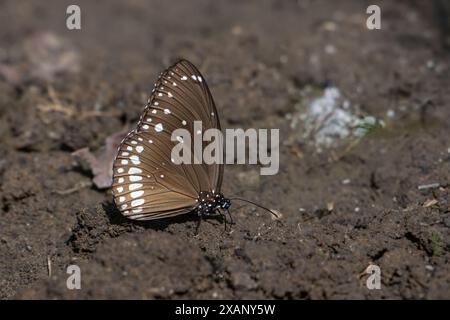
[227,209,234,225]
[195,213,203,235]
[221,210,228,232]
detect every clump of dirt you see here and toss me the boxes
[1,0,450,299]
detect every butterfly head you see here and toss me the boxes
[196,191,231,216]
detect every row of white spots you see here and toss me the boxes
[116,166,143,177]
[140,122,163,133]
[157,91,173,98]
[180,74,202,82]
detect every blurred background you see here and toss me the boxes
[0,0,449,299]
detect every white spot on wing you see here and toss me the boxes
[131,190,144,198]
[128,167,142,174]
[129,183,143,191]
[136,146,144,153]
[131,199,145,207]
[155,123,163,132]
[130,155,141,165]
[130,175,142,182]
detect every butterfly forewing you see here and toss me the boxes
[112,60,223,220]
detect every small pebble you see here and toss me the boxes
[387,109,395,118]
[325,44,336,55]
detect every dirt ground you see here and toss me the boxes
[1,0,449,299]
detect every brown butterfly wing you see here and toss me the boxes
[111,60,223,220]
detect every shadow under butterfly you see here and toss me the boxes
[111,59,280,231]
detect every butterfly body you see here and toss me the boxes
[196,191,231,217]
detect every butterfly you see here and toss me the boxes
[111,59,279,223]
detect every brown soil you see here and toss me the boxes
[1,0,449,299]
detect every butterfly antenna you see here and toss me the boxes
[229,197,282,220]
